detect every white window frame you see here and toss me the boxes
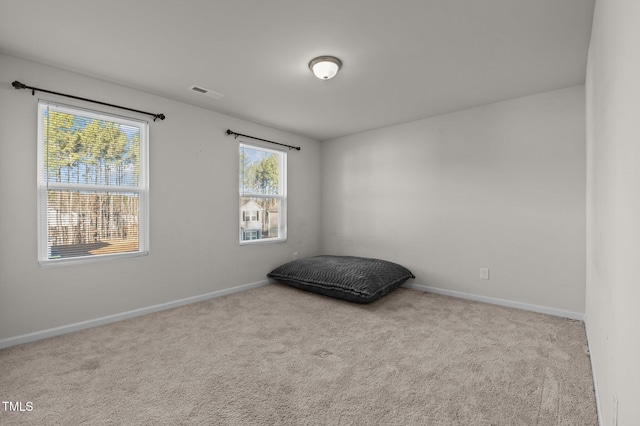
[239,141,287,245]
[37,100,150,265]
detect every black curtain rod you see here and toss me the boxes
[226,129,301,151]
[12,80,166,122]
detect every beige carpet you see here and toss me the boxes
[0,284,597,425]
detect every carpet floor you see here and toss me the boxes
[0,284,597,425]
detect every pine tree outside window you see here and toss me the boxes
[37,101,149,264]
[239,143,287,244]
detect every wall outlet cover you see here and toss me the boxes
[480,268,490,280]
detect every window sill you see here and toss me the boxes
[240,238,287,246]
[38,250,149,267]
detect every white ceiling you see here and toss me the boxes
[0,0,595,141]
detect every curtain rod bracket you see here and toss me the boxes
[12,80,166,122]
[226,129,301,151]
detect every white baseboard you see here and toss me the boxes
[0,280,271,350]
[403,283,585,321]
[583,316,603,426]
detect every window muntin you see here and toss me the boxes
[239,143,286,244]
[37,101,149,264]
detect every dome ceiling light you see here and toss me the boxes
[309,56,342,80]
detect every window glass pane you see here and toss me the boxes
[46,190,139,259]
[240,145,282,196]
[43,108,141,187]
[240,197,281,241]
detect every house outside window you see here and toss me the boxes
[239,142,286,244]
[37,101,149,264]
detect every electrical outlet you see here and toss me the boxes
[480,268,490,280]
[293,252,298,260]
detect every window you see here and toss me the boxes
[239,143,286,244]
[242,211,259,222]
[37,101,149,264]
[243,230,259,240]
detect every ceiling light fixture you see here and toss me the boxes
[309,56,342,80]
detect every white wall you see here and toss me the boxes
[0,54,322,341]
[585,0,640,424]
[321,86,586,315]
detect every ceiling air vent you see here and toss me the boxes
[188,85,225,100]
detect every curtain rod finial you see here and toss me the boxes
[12,81,26,90]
